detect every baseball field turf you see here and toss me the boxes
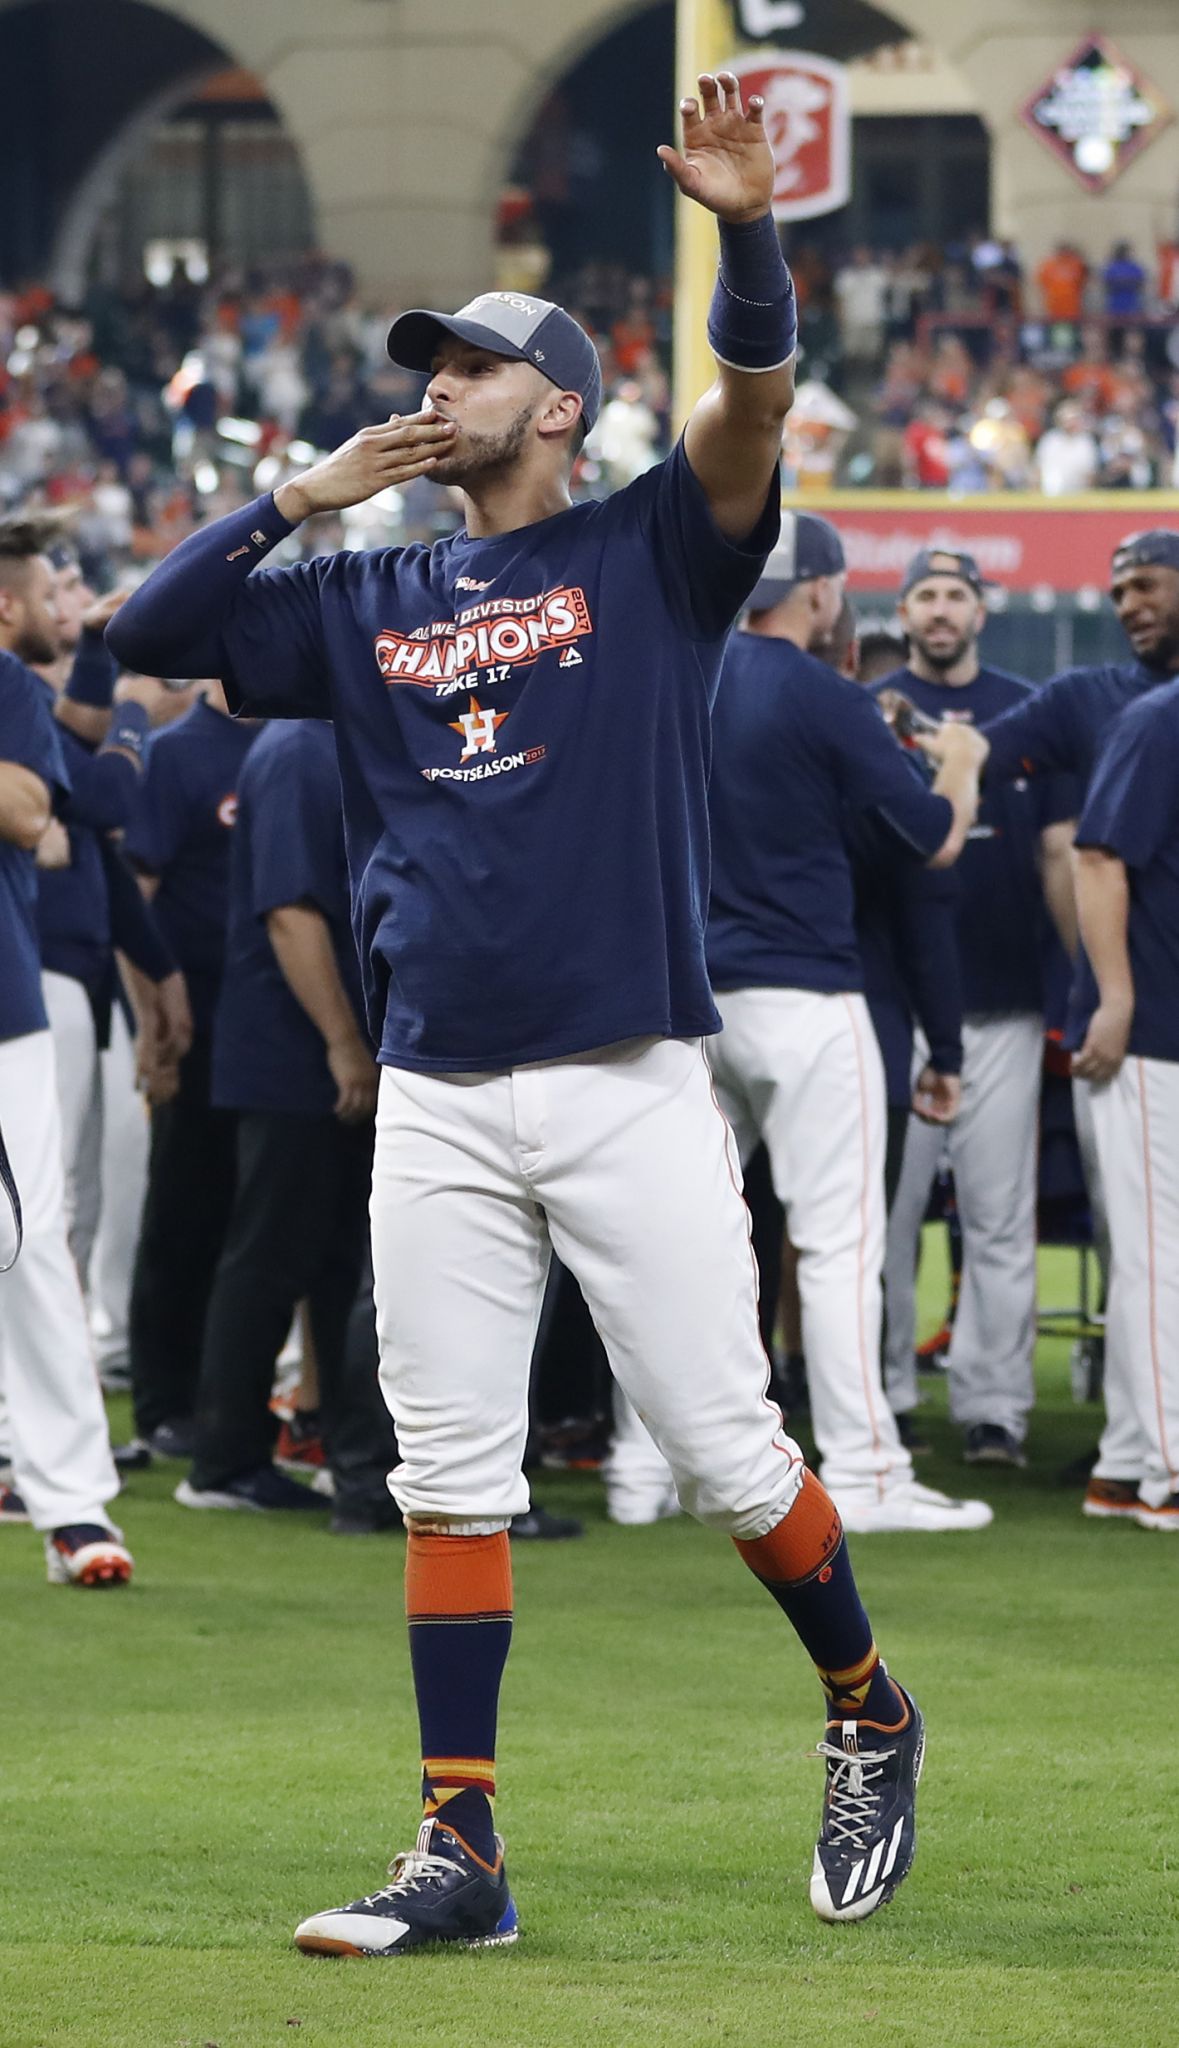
[3,1242,1174,2048]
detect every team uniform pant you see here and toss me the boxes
[0,1030,120,1531]
[42,972,148,1372]
[1086,1059,1179,1507]
[706,990,908,1499]
[883,1013,1042,1438]
[130,1037,238,1437]
[371,1036,804,1534]
[191,1110,392,1511]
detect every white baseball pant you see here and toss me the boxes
[1087,1057,1179,1507]
[0,1030,121,1530]
[707,987,909,1500]
[370,1036,804,1536]
[42,969,102,1278]
[883,1013,1042,1439]
[87,1004,149,1376]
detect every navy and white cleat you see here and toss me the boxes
[294,1817,519,1957]
[810,1685,925,1923]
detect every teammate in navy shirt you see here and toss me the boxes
[112,76,931,1945]
[120,683,259,1460]
[877,549,1078,1472]
[0,531,131,1585]
[963,528,1179,1520]
[173,719,392,1525]
[1072,679,1179,1527]
[703,515,989,1537]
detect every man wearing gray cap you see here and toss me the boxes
[111,78,947,1947]
[699,511,990,1535]
[939,528,1179,1526]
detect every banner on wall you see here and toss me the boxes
[802,497,1179,594]
[723,50,850,221]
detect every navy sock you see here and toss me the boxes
[406,1530,513,1867]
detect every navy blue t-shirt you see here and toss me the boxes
[211,721,367,1115]
[706,634,951,994]
[0,652,70,1042]
[982,655,1178,1045]
[123,699,258,1036]
[1075,679,1179,1064]
[208,445,778,1070]
[875,666,1077,1014]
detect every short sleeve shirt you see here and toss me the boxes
[214,442,779,1071]
[0,651,70,1042]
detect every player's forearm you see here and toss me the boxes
[106,494,293,677]
[1073,847,1134,1008]
[0,763,52,848]
[685,213,796,535]
[266,904,361,1050]
[60,706,150,832]
[1039,821,1079,958]
[103,842,177,983]
[926,751,981,868]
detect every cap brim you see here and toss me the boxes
[747,576,795,611]
[386,309,530,371]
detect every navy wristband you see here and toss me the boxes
[102,700,150,761]
[66,628,118,709]
[708,213,797,373]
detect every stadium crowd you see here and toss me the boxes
[3,226,1179,1588]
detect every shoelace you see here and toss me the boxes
[361,1821,462,1908]
[813,1740,890,1852]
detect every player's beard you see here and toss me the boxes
[14,621,60,666]
[429,400,536,486]
[911,626,975,674]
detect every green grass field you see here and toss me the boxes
[3,1242,1175,2048]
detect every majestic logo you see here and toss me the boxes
[374,586,592,688]
[448,697,509,761]
[455,576,492,592]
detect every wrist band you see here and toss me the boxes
[708,213,797,373]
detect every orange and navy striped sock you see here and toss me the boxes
[405,1529,513,1868]
[734,1471,908,1731]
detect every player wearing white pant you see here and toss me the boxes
[115,74,945,1944]
[0,528,132,1585]
[1073,669,1179,1525]
[702,518,990,1534]
[883,1014,1044,1442]
[876,548,1079,1467]
[977,527,1179,1515]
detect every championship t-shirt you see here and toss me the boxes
[0,651,70,1042]
[1074,679,1179,1064]
[874,665,1078,1014]
[706,633,951,994]
[123,699,258,1036]
[211,721,366,1116]
[211,443,778,1070]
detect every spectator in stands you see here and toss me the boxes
[834,245,889,363]
[903,398,953,489]
[1037,242,1088,327]
[1035,399,1100,495]
[1062,326,1117,413]
[1103,241,1147,321]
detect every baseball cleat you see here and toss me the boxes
[963,1424,1026,1469]
[1133,1492,1179,1532]
[1082,1476,1141,1520]
[0,1483,31,1524]
[810,1686,924,1924]
[294,1817,519,1957]
[605,1475,681,1526]
[175,1465,329,1513]
[833,1482,992,1534]
[46,1523,134,1587]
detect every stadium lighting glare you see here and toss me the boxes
[287,440,320,465]
[193,461,220,495]
[218,418,262,446]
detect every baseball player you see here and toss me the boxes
[113,76,927,1941]
[967,528,1179,1519]
[703,513,990,1532]
[0,524,132,1584]
[875,550,1079,1467]
[1071,679,1179,1527]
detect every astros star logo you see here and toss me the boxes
[449,696,509,761]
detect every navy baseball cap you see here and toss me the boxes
[747,512,845,610]
[387,291,603,432]
[901,547,989,598]
[1111,529,1179,576]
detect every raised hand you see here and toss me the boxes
[275,408,458,524]
[657,71,775,224]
